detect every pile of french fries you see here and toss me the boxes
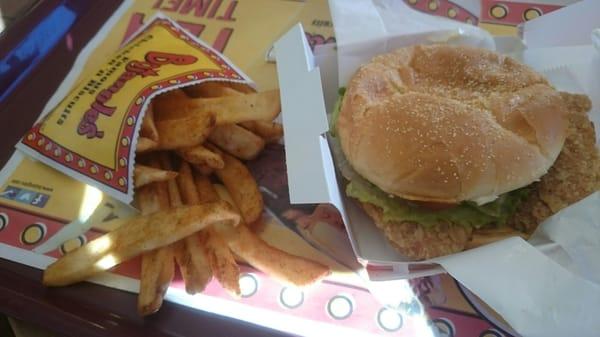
[43,82,330,315]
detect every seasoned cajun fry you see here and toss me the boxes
[157,160,212,294]
[231,225,329,287]
[165,180,183,206]
[139,241,174,316]
[191,169,241,295]
[159,154,183,208]
[211,184,245,241]
[466,227,530,250]
[223,81,255,94]
[152,89,189,120]
[140,104,159,141]
[42,201,240,287]
[135,181,166,215]
[139,248,174,315]
[156,112,216,149]
[183,81,243,98]
[91,217,129,232]
[245,216,267,234]
[136,170,175,316]
[136,137,159,153]
[134,164,178,188]
[177,162,201,204]
[177,145,224,169]
[240,121,283,143]
[193,172,220,203]
[209,124,265,160]
[153,90,281,124]
[160,156,192,294]
[209,146,263,223]
[193,164,214,176]
[186,164,241,296]
[213,185,330,287]
[174,234,212,295]
[178,162,237,294]
[200,227,241,297]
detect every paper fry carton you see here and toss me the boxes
[16,14,253,203]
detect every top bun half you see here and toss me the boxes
[337,45,568,203]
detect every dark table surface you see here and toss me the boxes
[0,1,291,336]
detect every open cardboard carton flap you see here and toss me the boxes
[275,1,600,335]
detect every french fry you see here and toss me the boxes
[189,82,283,145]
[140,104,159,141]
[177,162,212,294]
[183,81,243,98]
[222,81,255,94]
[139,242,174,315]
[200,227,241,296]
[466,227,530,250]
[158,154,184,208]
[209,146,263,223]
[176,145,224,169]
[136,172,175,316]
[156,112,216,149]
[213,185,330,287]
[153,90,281,125]
[240,121,283,143]
[136,161,176,316]
[134,164,178,188]
[136,137,159,153]
[232,225,329,287]
[191,175,241,295]
[152,89,189,121]
[193,172,220,203]
[135,182,166,215]
[177,162,201,203]
[153,159,211,295]
[208,124,265,160]
[42,201,240,287]
[193,164,214,176]
[178,162,238,296]
[91,217,129,232]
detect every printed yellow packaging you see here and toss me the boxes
[17,14,253,202]
[75,0,335,90]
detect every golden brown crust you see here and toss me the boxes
[508,93,600,232]
[338,45,569,203]
[361,202,472,260]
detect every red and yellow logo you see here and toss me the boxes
[19,17,250,200]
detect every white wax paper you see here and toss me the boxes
[329,0,495,85]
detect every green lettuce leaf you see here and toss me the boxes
[329,87,346,137]
[346,176,530,229]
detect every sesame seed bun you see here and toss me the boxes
[337,45,569,203]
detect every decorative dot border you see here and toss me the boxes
[239,273,259,298]
[0,213,8,231]
[279,287,304,309]
[432,318,455,337]
[480,0,563,26]
[404,0,479,25]
[326,294,354,320]
[59,235,87,255]
[376,307,403,332]
[20,222,46,245]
